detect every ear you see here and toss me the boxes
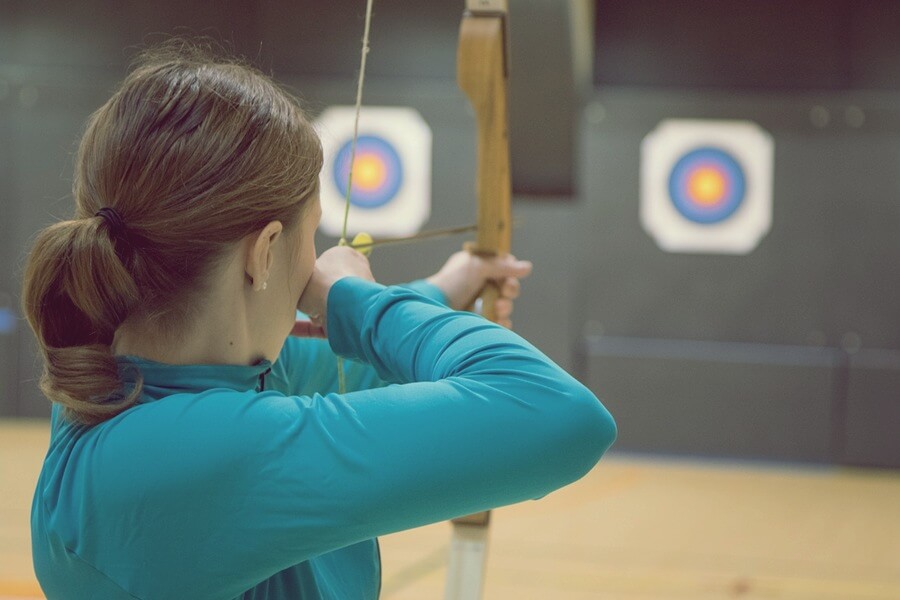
[245,221,283,291]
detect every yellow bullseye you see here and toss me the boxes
[687,167,726,205]
[352,155,387,190]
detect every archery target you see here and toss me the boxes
[641,119,774,254]
[316,106,431,238]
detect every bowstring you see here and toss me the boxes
[337,0,375,395]
[341,0,375,246]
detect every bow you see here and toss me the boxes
[446,1,512,598]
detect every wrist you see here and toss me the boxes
[425,274,457,309]
[298,276,339,325]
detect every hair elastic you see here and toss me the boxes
[95,207,128,240]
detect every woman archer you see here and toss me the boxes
[22,42,616,599]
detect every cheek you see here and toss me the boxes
[294,237,317,293]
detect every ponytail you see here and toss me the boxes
[22,216,142,425]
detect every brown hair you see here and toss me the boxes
[21,40,323,426]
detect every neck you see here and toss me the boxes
[112,296,261,367]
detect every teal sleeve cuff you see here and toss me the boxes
[398,279,448,306]
[326,277,387,360]
[324,276,454,382]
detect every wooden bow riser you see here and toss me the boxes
[458,11,512,325]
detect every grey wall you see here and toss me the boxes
[582,0,900,468]
[576,89,900,468]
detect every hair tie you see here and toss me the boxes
[95,207,128,241]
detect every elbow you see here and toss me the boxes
[557,384,617,485]
[525,382,617,501]
[593,397,618,456]
[580,386,617,462]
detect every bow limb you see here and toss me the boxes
[447,1,511,598]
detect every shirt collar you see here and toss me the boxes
[116,355,273,402]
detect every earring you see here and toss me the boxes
[262,281,268,291]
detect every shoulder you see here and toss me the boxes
[99,389,303,462]
[71,389,313,512]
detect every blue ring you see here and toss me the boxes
[333,135,404,210]
[667,147,746,225]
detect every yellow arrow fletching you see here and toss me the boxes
[351,232,374,256]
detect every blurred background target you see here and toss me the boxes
[316,106,431,238]
[641,119,773,255]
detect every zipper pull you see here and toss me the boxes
[257,367,272,392]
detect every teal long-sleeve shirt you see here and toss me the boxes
[31,278,616,599]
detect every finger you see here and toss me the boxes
[494,297,513,319]
[500,277,521,299]
[291,320,327,338]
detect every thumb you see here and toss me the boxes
[482,255,533,280]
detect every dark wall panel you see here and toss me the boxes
[4,0,260,69]
[826,136,900,350]
[595,0,900,92]
[584,337,840,462]
[595,0,850,90]
[851,2,900,90]
[842,352,900,468]
[257,1,459,80]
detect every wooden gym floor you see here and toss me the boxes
[2,418,898,599]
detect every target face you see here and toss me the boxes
[316,107,431,238]
[641,120,774,254]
